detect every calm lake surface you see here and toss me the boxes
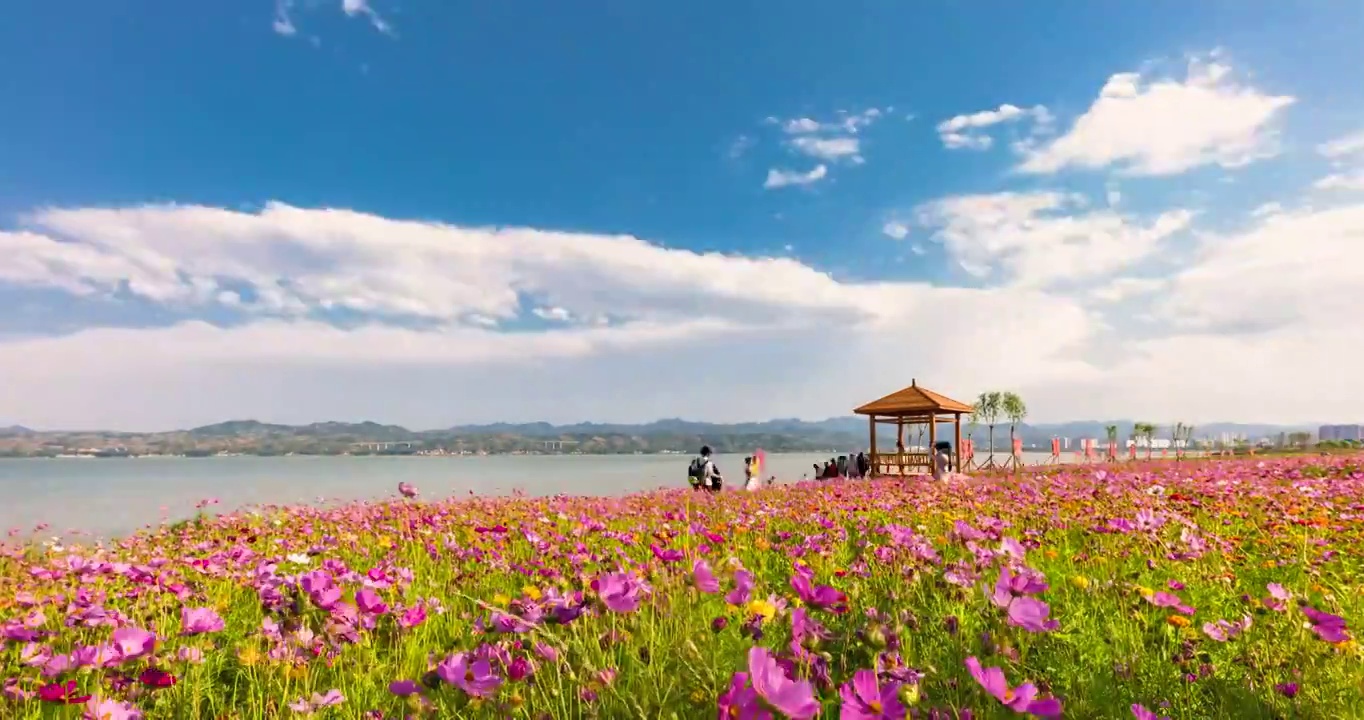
[0,451,1068,539]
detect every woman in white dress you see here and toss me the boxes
[744,456,761,491]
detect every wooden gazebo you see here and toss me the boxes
[853,379,973,476]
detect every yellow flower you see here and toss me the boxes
[1134,585,1154,598]
[1166,615,1191,628]
[492,593,511,606]
[747,599,777,622]
[523,585,542,601]
[237,646,262,666]
[1043,550,1058,560]
[1070,576,1090,591]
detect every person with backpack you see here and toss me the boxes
[688,445,723,492]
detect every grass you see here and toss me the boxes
[2,454,1363,718]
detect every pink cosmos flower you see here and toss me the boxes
[692,559,721,593]
[964,657,1062,717]
[1007,596,1060,634]
[726,569,755,606]
[839,668,904,719]
[436,651,503,699]
[288,689,345,714]
[1131,704,1171,720]
[1302,606,1350,643]
[180,607,225,635]
[110,628,156,662]
[355,588,389,616]
[717,672,769,719]
[83,697,143,720]
[748,646,820,719]
[592,571,646,613]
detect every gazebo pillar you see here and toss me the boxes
[928,414,937,457]
[868,414,878,477]
[954,413,963,471]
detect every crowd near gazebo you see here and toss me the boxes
[853,379,973,477]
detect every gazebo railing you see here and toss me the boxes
[870,451,931,475]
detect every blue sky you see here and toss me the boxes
[2,2,1362,430]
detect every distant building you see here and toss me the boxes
[1061,437,1071,450]
[1319,424,1363,442]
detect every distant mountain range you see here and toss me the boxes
[1,416,1316,448]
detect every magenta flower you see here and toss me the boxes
[650,543,684,563]
[288,689,345,714]
[436,651,503,699]
[180,607,225,635]
[1201,615,1252,642]
[109,628,156,662]
[397,603,427,629]
[749,646,820,719]
[964,657,1062,717]
[727,569,756,605]
[1263,583,1291,612]
[355,588,389,616]
[39,679,91,704]
[790,570,846,611]
[839,669,903,719]
[593,571,646,613]
[388,680,421,696]
[1007,596,1060,633]
[82,697,143,720]
[1131,704,1170,720]
[1144,591,1195,616]
[692,558,721,593]
[397,482,418,498]
[718,672,769,719]
[1302,606,1350,643]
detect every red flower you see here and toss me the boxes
[139,668,177,689]
[37,680,90,704]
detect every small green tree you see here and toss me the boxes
[1001,392,1028,471]
[974,391,1003,469]
[1105,424,1119,461]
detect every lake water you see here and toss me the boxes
[0,451,1068,539]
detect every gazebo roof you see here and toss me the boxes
[853,379,973,416]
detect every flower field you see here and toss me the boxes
[3,456,1363,719]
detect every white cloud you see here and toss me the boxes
[1019,55,1295,175]
[936,104,1052,151]
[0,203,1100,429]
[789,136,862,163]
[1318,130,1364,159]
[1251,202,1283,218]
[273,0,298,36]
[1150,202,1364,331]
[532,306,572,322]
[764,165,828,189]
[341,0,392,35]
[781,109,884,136]
[783,118,822,134]
[882,221,909,240]
[916,191,1193,288]
[2,197,1362,429]
[1313,129,1364,191]
[728,135,754,159]
[274,0,391,38]
[758,109,883,186]
[1313,171,1364,191]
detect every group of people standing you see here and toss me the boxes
[687,445,771,493]
[812,452,870,480]
[689,441,968,492]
